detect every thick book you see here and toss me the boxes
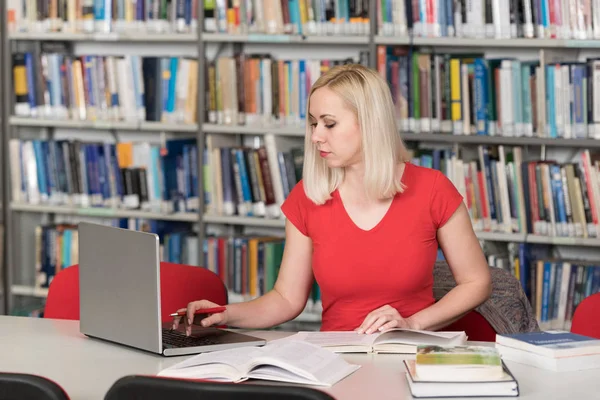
[282,328,467,354]
[496,331,600,358]
[157,340,360,387]
[495,331,600,371]
[404,359,519,398]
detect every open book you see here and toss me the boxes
[157,340,360,387]
[282,329,467,354]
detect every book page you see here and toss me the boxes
[375,329,467,346]
[249,341,361,386]
[159,345,266,374]
[158,363,243,382]
[282,331,378,348]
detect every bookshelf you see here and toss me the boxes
[2,0,600,329]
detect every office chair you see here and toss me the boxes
[0,373,69,400]
[571,292,600,339]
[43,262,228,322]
[104,375,336,400]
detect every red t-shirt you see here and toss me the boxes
[280,162,463,331]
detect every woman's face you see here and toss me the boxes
[308,86,362,169]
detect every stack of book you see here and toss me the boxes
[496,331,600,372]
[404,345,519,398]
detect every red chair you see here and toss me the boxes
[43,262,228,322]
[571,293,600,339]
[441,310,498,342]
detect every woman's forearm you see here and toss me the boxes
[408,280,492,331]
[225,289,305,329]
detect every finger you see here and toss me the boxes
[365,316,389,334]
[185,300,218,326]
[357,312,385,334]
[378,319,399,332]
[172,308,187,330]
[200,313,224,328]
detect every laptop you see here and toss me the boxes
[78,222,266,356]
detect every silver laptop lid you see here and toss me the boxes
[79,222,162,354]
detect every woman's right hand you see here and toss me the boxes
[172,300,228,336]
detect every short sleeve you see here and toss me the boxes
[430,171,464,229]
[281,180,310,236]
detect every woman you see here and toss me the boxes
[174,64,492,336]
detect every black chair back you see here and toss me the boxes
[105,375,336,400]
[0,373,69,400]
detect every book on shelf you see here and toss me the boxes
[483,242,600,332]
[495,331,600,372]
[375,0,600,41]
[204,52,369,128]
[8,137,200,214]
[7,0,198,34]
[10,49,198,125]
[404,351,519,398]
[157,340,360,387]
[411,145,600,242]
[281,328,467,354]
[376,45,600,140]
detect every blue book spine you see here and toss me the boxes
[220,148,234,206]
[54,141,67,199]
[51,55,62,110]
[84,145,95,201]
[185,0,192,27]
[474,58,488,135]
[438,0,447,37]
[542,261,551,323]
[288,0,301,34]
[552,263,562,321]
[182,145,192,209]
[136,0,144,21]
[42,141,55,200]
[190,145,199,203]
[585,267,594,297]
[110,144,123,200]
[23,52,37,113]
[572,65,585,138]
[521,64,533,135]
[97,144,110,202]
[518,243,530,297]
[167,57,178,114]
[299,60,306,122]
[150,146,162,203]
[550,164,567,235]
[161,58,170,118]
[235,148,253,215]
[32,141,48,200]
[84,56,96,112]
[546,65,557,138]
[445,0,453,35]
[541,0,549,31]
[592,266,600,295]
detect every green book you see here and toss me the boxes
[415,345,504,382]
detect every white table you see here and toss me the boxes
[0,316,596,400]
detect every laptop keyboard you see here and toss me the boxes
[162,329,222,348]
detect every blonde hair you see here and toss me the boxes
[303,63,409,205]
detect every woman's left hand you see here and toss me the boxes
[355,305,420,334]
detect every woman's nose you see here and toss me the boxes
[311,125,324,144]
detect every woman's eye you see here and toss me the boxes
[325,123,336,129]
